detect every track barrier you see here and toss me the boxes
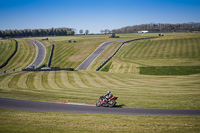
[47,44,54,67]
[22,67,74,71]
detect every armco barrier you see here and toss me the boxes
[47,44,54,67]
[0,39,18,69]
[96,37,156,71]
[22,67,74,71]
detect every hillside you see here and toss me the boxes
[0,33,200,132]
[31,34,156,68]
[0,39,15,65]
[98,33,200,74]
[0,39,37,72]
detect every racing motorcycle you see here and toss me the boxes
[96,95,118,107]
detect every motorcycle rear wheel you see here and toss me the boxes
[109,100,116,108]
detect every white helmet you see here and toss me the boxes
[107,91,111,94]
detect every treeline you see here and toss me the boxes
[0,27,75,38]
[112,23,200,33]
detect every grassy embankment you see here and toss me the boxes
[0,33,200,132]
[0,39,15,66]
[96,33,200,75]
[30,33,156,68]
[0,39,37,72]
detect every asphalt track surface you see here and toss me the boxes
[26,39,46,68]
[1,97,200,116]
[76,40,128,70]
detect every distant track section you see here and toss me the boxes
[76,40,128,70]
[0,97,200,116]
[26,39,46,68]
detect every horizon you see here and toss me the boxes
[0,0,200,34]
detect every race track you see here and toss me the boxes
[26,39,46,68]
[76,40,127,70]
[0,97,200,116]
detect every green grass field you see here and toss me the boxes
[0,39,37,72]
[98,33,200,74]
[0,39,16,66]
[1,109,199,133]
[0,33,200,132]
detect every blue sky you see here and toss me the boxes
[0,0,200,33]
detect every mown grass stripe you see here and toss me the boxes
[5,41,25,70]
[187,38,193,57]
[142,41,153,58]
[42,72,53,89]
[87,72,107,87]
[67,71,81,88]
[86,72,107,87]
[8,73,22,89]
[138,41,151,58]
[60,71,76,89]
[17,72,32,89]
[12,40,29,69]
[0,73,19,89]
[0,39,36,72]
[110,62,120,73]
[82,72,103,88]
[193,38,200,56]
[23,40,37,67]
[26,72,36,89]
[108,73,134,86]
[48,71,62,89]
[149,40,160,58]
[54,71,68,89]
[72,71,89,88]
[101,73,127,86]
[93,72,116,87]
[78,71,95,87]
[196,38,200,56]
[0,39,15,65]
[55,45,74,60]
[33,71,45,90]
[52,44,74,67]
[133,42,145,58]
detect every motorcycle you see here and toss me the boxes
[96,95,118,107]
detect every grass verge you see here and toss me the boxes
[0,109,200,133]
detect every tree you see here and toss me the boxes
[79,29,83,34]
[111,22,200,33]
[104,29,110,34]
[85,30,89,35]
[100,30,104,34]
[0,27,75,38]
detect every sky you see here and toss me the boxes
[0,0,200,33]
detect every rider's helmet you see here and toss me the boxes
[107,91,111,94]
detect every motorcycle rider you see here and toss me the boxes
[103,91,113,103]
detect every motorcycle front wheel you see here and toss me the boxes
[96,101,101,107]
